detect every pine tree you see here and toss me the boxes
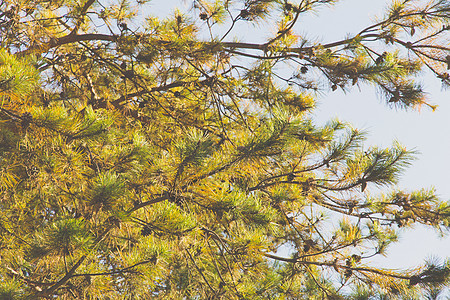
[0,0,450,298]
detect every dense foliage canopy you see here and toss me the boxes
[1,0,450,298]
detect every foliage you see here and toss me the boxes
[0,0,449,298]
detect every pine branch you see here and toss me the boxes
[35,226,112,298]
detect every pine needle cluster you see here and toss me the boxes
[0,0,449,298]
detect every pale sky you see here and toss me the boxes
[302,0,450,270]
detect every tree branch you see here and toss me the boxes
[262,253,411,280]
[36,226,112,298]
[16,33,117,57]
